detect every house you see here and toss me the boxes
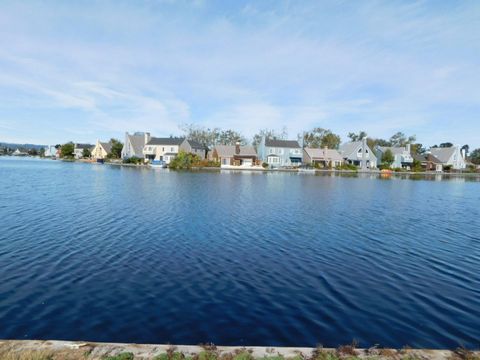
[44,146,58,158]
[429,146,467,170]
[91,140,112,160]
[257,137,303,168]
[303,147,343,168]
[74,144,94,159]
[413,153,443,172]
[212,143,259,168]
[122,132,150,160]
[338,138,377,169]
[12,148,28,156]
[375,144,414,169]
[143,137,207,164]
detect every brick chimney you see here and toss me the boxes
[235,142,241,155]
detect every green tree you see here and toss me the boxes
[301,128,341,149]
[39,147,46,157]
[180,123,220,150]
[108,139,123,159]
[411,143,426,155]
[389,132,416,147]
[382,149,395,168]
[217,129,246,146]
[169,151,200,170]
[60,142,75,158]
[348,131,368,142]
[82,147,91,158]
[470,148,480,165]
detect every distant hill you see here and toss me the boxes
[0,142,47,150]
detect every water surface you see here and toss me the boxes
[0,157,479,348]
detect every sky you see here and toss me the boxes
[0,0,479,148]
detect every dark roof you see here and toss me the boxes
[186,139,206,150]
[413,153,442,164]
[75,143,93,149]
[265,139,301,148]
[146,137,185,146]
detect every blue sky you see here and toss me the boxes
[0,0,479,147]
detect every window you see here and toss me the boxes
[269,148,274,154]
[171,147,174,152]
[278,149,283,155]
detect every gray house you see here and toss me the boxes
[257,137,303,168]
[143,137,207,164]
[339,138,377,169]
[429,146,466,170]
[375,144,413,169]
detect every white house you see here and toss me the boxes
[429,146,466,170]
[73,144,94,159]
[91,140,112,160]
[122,132,150,160]
[143,137,207,164]
[339,138,377,169]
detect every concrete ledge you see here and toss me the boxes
[0,340,478,360]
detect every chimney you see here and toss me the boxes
[235,142,241,155]
[145,132,151,144]
[361,137,368,170]
[323,146,328,159]
[406,143,411,154]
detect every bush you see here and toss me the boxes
[193,159,221,168]
[169,151,200,170]
[104,353,134,360]
[336,163,357,171]
[123,157,143,165]
[262,162,269,169]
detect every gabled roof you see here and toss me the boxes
[413,153,442,164]
[100,142,112,153]
[146,137,185,146]
[214,145,257,157]
[265,139,301,148]
[186,139,206,150]
[127,134,147,155]
[304,147,343,161]
[429,147,456,163]
[339,141,362,156]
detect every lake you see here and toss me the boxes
[0,157,479,349]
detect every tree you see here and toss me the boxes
[470,149,480,165]
[367,137,390,150]
[252,128,286,147]
[109,139,123,159]
[382,149,395,168]
[217,129,246,146]
[82,147,91,158]
[180,123,220,149]
[39,148,46,157]
[440,142,453,148]
[169,151,200,170]
[348,131,368,142]
[301,128,341,149]
[28,148,38,156]
[411,143,426,155]
[389,132,416,147]
[60,142,74,158]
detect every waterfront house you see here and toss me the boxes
[44,146,58,158]
[143,137,207,164]
[212,144,258,168]
[257,137,303,168]
[303,147,343,168]
[91,140,112,160]
[429,146,466,170]
[375,144,414,169]
[412,153,443,172]
[122,132,150,160]
[13,148,28,156]
[74,144,94,159]
[339,138,377,169]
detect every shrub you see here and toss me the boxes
[169,151,200,170]
[104,353,135,360]
[193,159,221,168]
[262,162,269,169]
[123,157,143,165]
[336,163,357,171]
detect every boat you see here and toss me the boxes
[150,160,167,169]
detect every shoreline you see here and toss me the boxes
[0,340,478,360]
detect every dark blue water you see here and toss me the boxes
[0,157,479,349]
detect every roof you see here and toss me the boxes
[377,146,407,156]
[429,147,456,163]
[127,134,147,155]
[146,137,185,146]
[186,139,206,150]
[74,143,93,150]
[100,142,112,153]
[265,139,301,148]
[413,153,442,164]
[304,148,343,161]
[339,141,362,156]
[214,145,257,157]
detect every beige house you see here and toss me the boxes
[303,147,344,168]
[212,144,259,168]
[91,140,112,160]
